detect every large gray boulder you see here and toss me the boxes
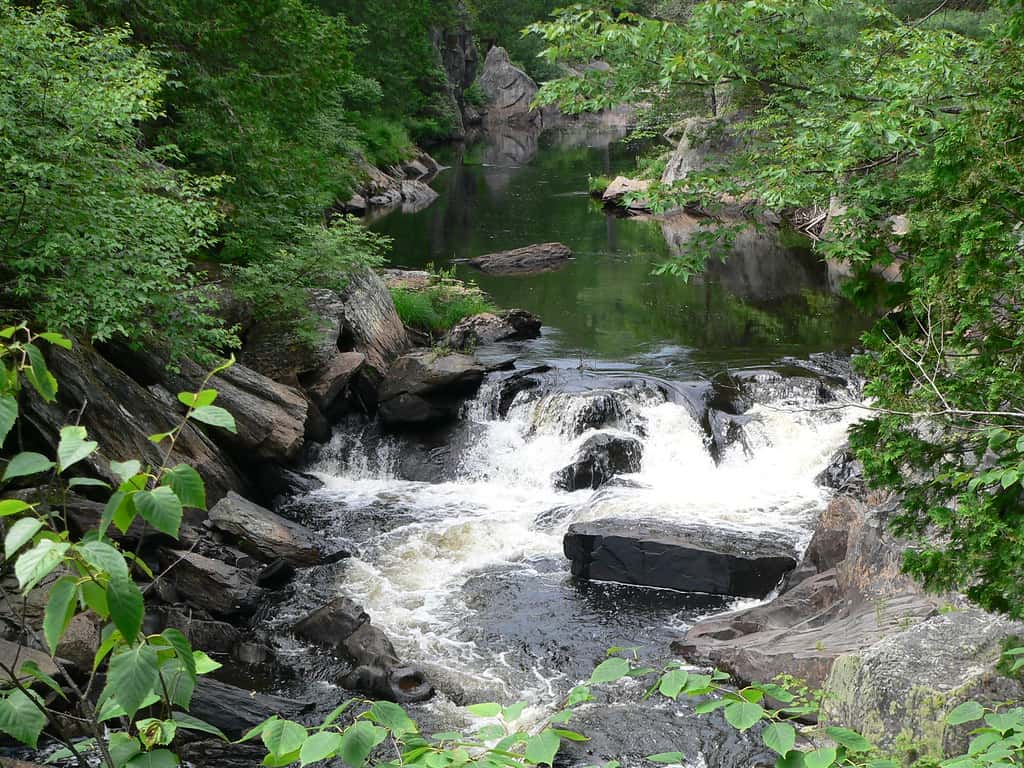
[208,491,349,566]
[823,610,1024,757]
[303,351,366,413]
[478,46,540,123]
[468,242,573,275]
[444,309,542,350]
[553,432,643,491]
[565,518,798,598]
[377,350,486,429]
[338,267,410,375]
[602,176,652,211]
[292,596,433,704]
[22,343,246,506]
[189,677,314,739]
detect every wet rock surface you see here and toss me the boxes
[378,350,486,429]
[565,518,798,598]
[468,242,573,275]
[158,549,262,619]
[189,677,314,738]
[444,309,542,350]
[553,433,644,491]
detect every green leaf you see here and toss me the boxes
[137,718,178,748]
[0,499,31,516]
[369,700,417,737]
[134,486,183,537]
[0,394,17,447]
[322,699,357,728]
[762,723,796,756]
[466,702,502,717]
[110,460,142,484]
[503,702,528,721]
[161,628,196,678]
[108,573,144,642]
[300,731,343,766]
[262,718,308,757]
[193,650,222,674]
[160,657,196,710]
[5,516,43,559]
[775,751,806,768]
[693,699,729,714]
[24,344,58,402]
[659,669,689,699]
[82,578,110,619]
[3,452,55,482]
[552,729,588,742]
[338,720,388,767]
[189,405,237,433]
[37,332,72,350]
[171,712,227,741]
[102,644,160,720]
[162,464,206,510]
[525,729,561,766]
[179,389,218,409]
[18,660,65,699]
[948,702,985,726]
[125,748,180,768]
[724,700,765,732]
[646,753,685,764]
[0,689,47,747]
[590,657,631,684]
[15,540,70,593]
[78,540,130,580]
[824,726,872,752]
[68,477,111,489]
[43,576,78,653]
[237,718,274,744]
[57,425,97,473]
[804,747,837,768]
[108,732,142,765]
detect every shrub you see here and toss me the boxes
[389,270,496,336]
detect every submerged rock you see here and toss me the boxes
[553,432,643,491]
[468,242,573,275]
[208,491,350,566]
[564,518,797,598]
[292,596,433,704]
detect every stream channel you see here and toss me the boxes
[253,120,873,767]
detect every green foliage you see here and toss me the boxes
[466,0,566,82]
[390,267,496,336]
[355,117,417,168]
[529,0,1024,617]
[0,2,233,359]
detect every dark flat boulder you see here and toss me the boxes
[303,351,366,412]
[158,549,261,619]
[564,518,797,598]
[208,492,348,566]
[553,433,643,491]
[444,309,542,350]
[468,242,572,275]
[378,350,485,430]
[189,677,314,739]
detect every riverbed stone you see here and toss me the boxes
[564,518,798,598]
[303,351,366,413]
[601,176,652,211]
[208,491,349,566]
[444,309,542,349]
[378,350,486,429]
[468,242,572,275]
[159,549,261,619]
[553,432,643,491]
[189,677,314,739]
[339,267,410,375]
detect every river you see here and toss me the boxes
[257,119,871,766]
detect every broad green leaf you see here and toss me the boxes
[338,720,388,767]
[111,733,143,766]
[370,700,417,736]
[5,516,43,559]
[263,749,302,767]
[646,753,685,764]
[137,718,178,748]
[162,463,206,510]
[865,761,900,768]
[724,700,764,732]
[762,722,796,756]
[134,486,183,537]
[477,724,507,741]
[171,712,227,740]
[0,394,16,447]
[189,405,237,433]
[193,650,222,674]
[824,726,872,752]
[23,344,57,402]
[548,710,573,724]
[300,731,343,766]
[803,747,837,768]
[466,702,502,717]
[552,729,588,742]
[3,452,55,482]
[178,389,218,409]
[81,579,110,619]
[125,748,180,768]
[0,499,31,516]
[694,699,729,714]
[161,657,196,710]
[110,460,142,484]
[775,751,806,768]
[102,644,160,720]
[590,656,630,684]
[37,332,72,350]
[15,540,70,593]
[0,689,47,747]
[18,660,66,699]
[78,540,130,580]
[262,718,308,757]
[57,426,97,473]
[658,669,689,699]
[237,718,274,743]
[161,628,196,678]
[43,576,78,653]
[525,729,561,766]
[68,477,111,489]
[108,573,144,641]
[503,702,528,721]
[322,699,357,727]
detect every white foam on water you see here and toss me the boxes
[305,379,860,700]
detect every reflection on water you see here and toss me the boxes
[373,122,872,375]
